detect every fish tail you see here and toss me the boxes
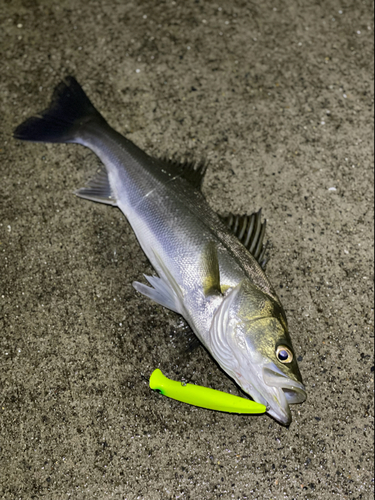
[13,76,106,143]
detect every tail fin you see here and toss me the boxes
[13,76,106,144]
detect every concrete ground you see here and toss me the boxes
[0,0,373,498]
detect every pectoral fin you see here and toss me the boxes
[201,241,222,297]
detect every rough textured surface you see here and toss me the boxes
[0,0,373,498]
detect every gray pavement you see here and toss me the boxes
[0,0,374,498]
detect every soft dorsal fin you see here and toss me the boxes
[220,210,269,269]
[158,157,208,190]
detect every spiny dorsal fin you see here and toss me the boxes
[220,210,269,270]
[159,157,208,190]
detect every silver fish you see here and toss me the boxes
[14,77,306,425]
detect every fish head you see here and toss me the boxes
[208,281,306,425]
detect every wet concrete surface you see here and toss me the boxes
[0,0,374,498]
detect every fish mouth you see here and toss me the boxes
[237,363,306,425]
[261,365,307,425]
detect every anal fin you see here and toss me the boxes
[75,167,117,206]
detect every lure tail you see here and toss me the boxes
[13,76,106,144]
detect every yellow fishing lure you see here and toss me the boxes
[150,369,266,414]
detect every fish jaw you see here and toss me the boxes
[262,364,306,424]
[230,350,306,426]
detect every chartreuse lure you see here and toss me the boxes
[149,369,266,414]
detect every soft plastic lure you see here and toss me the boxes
[149,369,267,414]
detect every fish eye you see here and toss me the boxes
[276,345,293,364]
